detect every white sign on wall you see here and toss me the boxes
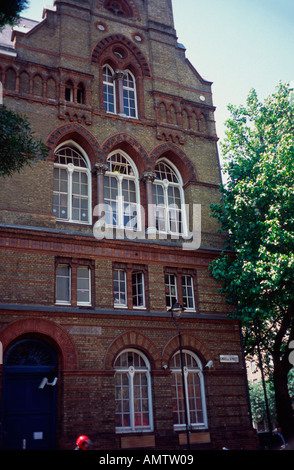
[219,355,239,364]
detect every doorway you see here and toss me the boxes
[1,338,58,450]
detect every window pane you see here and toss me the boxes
[53,168,68,219]
[56,265,70,303]
[114,351,151,431]
[113,269,127,306]
[54,147,89,223]
[123,73,137,118]
[165,274,177,309]
[171,351,206,428]
[182,275,195,310]
[132,272,145,307]
[77,267,90,304]
[172,372,185,425]
[103,66,116,113]
[106,154,139,229]
[115,372,130,428]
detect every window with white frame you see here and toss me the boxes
[114,349,153,432]
[102,66,138,118]
[77,267,91,306]
[165,273,177,309]
[132,271,145,308]
[56,261,92,307]
[123,71,137,118]
[182,275,195,311]
[53,143,91,224]
[171,350,207,430]
[104,151,140,230]
[113,269,127,307]
[165,272,196,312]
[103,65,116,113]
[152,159,186,235]
[56,265,71,305]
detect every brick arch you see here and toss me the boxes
[102,133,149,176]
[149,143,198,184]
[46,123,101,166]
[0,318,79,370]
[91,34,151,78]
[97,0,141,21]
[104,330,161,370]
[162,333,212,368]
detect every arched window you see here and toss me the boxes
[65,80,74,102]
[5,67,16,92]
[104,151,140,230]
[114,349,153,432]
[102,66,138,118]
[19,71,30,95]
[53,142,91,224]
[123,71,137,118]
[104,0,133,18]
[103,65,116,113]
[171,350,207,430]
[152,159,187,235]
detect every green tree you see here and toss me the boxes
[0,1,48,176]
[249,381,277,429]
[0,0,29,29]
[0,106,48,178]
[210,83,294,440]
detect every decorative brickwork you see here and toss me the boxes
[0,318,78,370]
[91,34,151,78]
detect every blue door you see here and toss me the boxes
[1,339,58,450]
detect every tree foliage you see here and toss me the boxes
[0,106,48,178]
[209,83,294,438]
[249,380,276,428]
[0,0,29,29]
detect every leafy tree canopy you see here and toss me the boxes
[0,106,48,178]
[0,0,29,29]
[210,83,294,326]
[209,83,294,438]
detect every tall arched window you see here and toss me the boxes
[152,159,187,235]
[65,80,74,102]
[103,65,116,113]
[171,350,207,430]
[53,142,92,224]
[104,151,140,230]
[114,349,153,432]
[123,71,137,118]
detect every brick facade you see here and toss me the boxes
[0,0,258,450]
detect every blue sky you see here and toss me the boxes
[22,0,294,149]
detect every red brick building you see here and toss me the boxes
[0,0,257,450]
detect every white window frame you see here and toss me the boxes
[171,350,208,431]
[114,349,153,433]
[104,150,141,231]
[132,271,146,309]
[56,265,71,306]
[103,65,116,114]
[182,275,196,312]
[53,141,92,225]
[77,266,91,306]
[122,70,138,119]
[113,269,127,308]
[152,158,188,237]
[165,273,178,310]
